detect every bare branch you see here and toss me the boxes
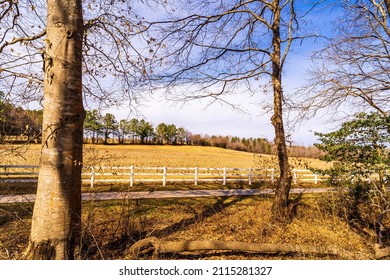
[296,0,390,120]
[0,29,46,54]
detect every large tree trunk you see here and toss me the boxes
[270,1,292,223]
[127,237,343,259]
[24,0,84,260]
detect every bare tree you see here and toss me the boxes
[297,0,390,119]
[144,0,316,222]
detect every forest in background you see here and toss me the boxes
[0,97,322,158]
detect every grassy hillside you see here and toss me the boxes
[0,144,329,169]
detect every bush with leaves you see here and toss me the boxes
[314,112,390,247]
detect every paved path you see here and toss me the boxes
[0,187,336,204]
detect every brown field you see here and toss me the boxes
[0,143,330,169]
[0,144,331,195]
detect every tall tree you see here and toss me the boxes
[176,127,187,144]
[129,118,140,143]
[136,119,154,144]
[145,0,313,221]
[24,0,84,259]
[156,122,168,144]
[167,124,177,144]
[102,113,118,144]
[84,109,103,143]
[118,119,131,144]
[1,1,145,259]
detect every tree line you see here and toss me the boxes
[84,109,275,153]
[0,91,42,142]
[0,99,321,157]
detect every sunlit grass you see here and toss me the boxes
[1,143,330,169]
[0,196,373,260]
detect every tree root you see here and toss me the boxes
[23,240,56,260]
[374,244,390,259]
[126,237,344,259]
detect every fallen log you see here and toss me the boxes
[374,244,390,259]
[126,237,343,259]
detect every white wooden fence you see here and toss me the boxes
[0,165,39,183]
[0,165,327,187]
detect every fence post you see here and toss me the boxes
[163,166,167,187]
[194,167,198,186]
[248,168,252,186]
[130,166,134,187]
[271,168,275,184]
[293,170,297,184]
[314,174,318,185]
[223,167,227,186]
[90,166,95,188]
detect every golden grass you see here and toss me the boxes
[83,144,259,168]
[0,196,374,260]
[1,144,40,165]
[4,144,370,260]
[0,144,330,169]
[0,144,332,195]
[161,196,371,260]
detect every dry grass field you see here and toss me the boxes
[0,195,374,260]
[0,143,330,169]
[0,144,331,195]
[1,144,384,260]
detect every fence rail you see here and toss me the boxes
[0,165,329,187]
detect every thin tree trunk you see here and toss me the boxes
[24,0,84,260]
[270,1,292,223]
[104,130,108,144]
